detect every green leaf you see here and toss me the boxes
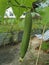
[0,0,8,18]
[36,7,49,25]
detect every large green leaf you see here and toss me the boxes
[11,0,37,18]
[0,0,8,18]
[0,0,37,19]
[36,7,49,25]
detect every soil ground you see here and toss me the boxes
[0,38,49,65]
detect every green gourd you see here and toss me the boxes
[20,12,32,59]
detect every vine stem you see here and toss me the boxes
[35,24,46,65]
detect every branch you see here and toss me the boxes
[14,0,20,5]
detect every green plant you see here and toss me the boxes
[41,42,49,51]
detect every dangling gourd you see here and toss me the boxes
[20,12,32,60]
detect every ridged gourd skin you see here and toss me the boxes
[20,12,32,58]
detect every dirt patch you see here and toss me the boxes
[0,44,20,65]
[0,37,49,65]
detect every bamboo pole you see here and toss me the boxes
[35,24,46,65]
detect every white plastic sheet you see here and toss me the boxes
[4,7,16,18]
[20,12,26,19]
[35,30,49,41]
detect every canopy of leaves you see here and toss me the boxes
[0,0,37,18]
[0,0,49,30]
